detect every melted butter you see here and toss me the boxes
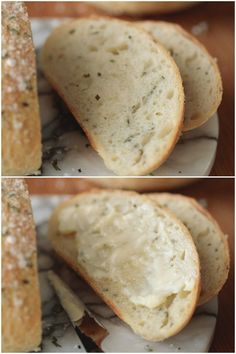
[58,196,197,309]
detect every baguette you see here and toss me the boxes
[2,1,42,176]
[41,17,184,176]
[149,193,230,305]
[139,21,222,131]
[48,189,200,341]
[2,179,42,352]
[91,2,195,16]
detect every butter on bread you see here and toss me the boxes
[149,193,230,305]
[2,179,42,352]
[48,189,200,341]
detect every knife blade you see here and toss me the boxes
[48,271,108,352]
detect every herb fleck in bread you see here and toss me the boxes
[139,21,222,131]
[2,2,42,176]
[48,190,200,341]
[149,193,229,305]
[41,17,184,176]
[2,179,42,352]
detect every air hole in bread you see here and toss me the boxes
[160,312,169,328]
[185,52,198,64]
[165,294,176,308]
[133,149,144,165]
[142,133,153,145]
[138,321,145,327]
[88,45,98,52]
[167,90,174,99]
[197,229,209,239]
[131,102,141,114]
[107,43,129,55]
[143,58,154,71]
[179,290,190,299]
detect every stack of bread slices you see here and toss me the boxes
[41,17,222,176]
[48,188,229,342]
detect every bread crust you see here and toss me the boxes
[2,2,42,176]
[149,193,230,305]
[48,189,200,341]
[91,2,195,16]
[90,178,198,191]
[2,179,42,352]
[139,20,223,131]
[41,16,184,176]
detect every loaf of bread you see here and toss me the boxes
[90,178,198,191]
[139,21,222,131]
[48,190,200,341]
[2,2,42,176]
[149,193,230,305]
[2,179,42,352]
[91,2,195,15]
[41,17,184,176]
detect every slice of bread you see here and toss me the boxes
[2,2,42,176]
[91,2,195,16]
[2,179,42,352]
[41,17,184,176]
[149,193,230,305]
[139,21,222,131]
[48,190,200,341]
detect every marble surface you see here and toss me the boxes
[31,19,219,177]
[32,195,218,353]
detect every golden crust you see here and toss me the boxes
[2,178,42,352]
[48,189,200,341]
[2,2,42,176]
[91,2,195,16]
[90,178,198,192]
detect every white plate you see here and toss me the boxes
[31,19,219,177]
[32,196,217,353]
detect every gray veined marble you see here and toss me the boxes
[31,19,219,177]
[31,196,218,352]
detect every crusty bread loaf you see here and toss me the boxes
[48,189,200,341]
[2,179,42,352]
[91,2,195,15]
[41,17,184,176]
[149,193,229,305]
[90,178,198,191]
[2,2,42,176]
[139,21,222,131]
